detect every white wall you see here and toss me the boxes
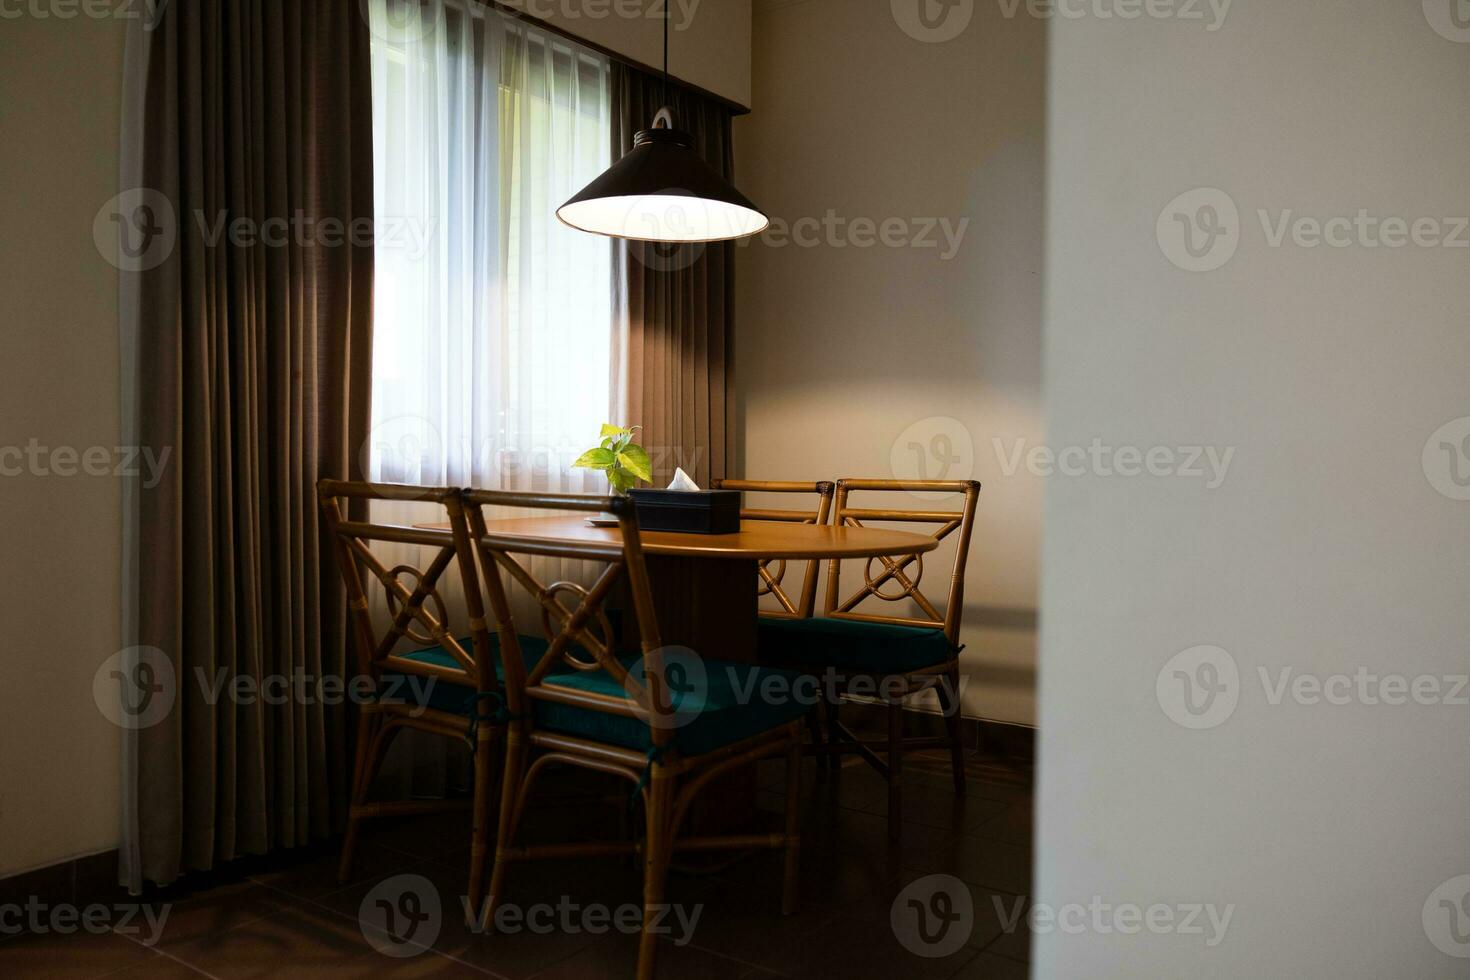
[1039,1,1470,975]
[733,0,1046,725]
[0,14,126,877]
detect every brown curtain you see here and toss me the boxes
[128,0,374,887]
[611,65,736,488]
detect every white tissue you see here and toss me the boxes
[666,467,701,492]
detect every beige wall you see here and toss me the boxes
[1039,0,1470,973]
[530,0,752,107]
[732,0,1046,725]
[0,14,126,876]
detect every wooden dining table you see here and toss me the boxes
[448,515,939,664]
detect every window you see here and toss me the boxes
[366,0,613,492]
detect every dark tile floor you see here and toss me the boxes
[0,748,1033,979]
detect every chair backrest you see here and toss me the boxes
[711,479,835,619]
[461,490,677,749]
[318,480,493,694]
[823,479,982,646]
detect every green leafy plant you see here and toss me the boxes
[573,424,653,495]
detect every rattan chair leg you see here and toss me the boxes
[939,668,967,798]
[481,731,527,930]
[338,711,376,883]
[782,737,802,915]
[887,702,904,841]
[637,769,674,980]
[466,726,498,923]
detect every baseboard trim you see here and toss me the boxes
[0,849,125,920]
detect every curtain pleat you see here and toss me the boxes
[126,0,374,887]
[611,65,735,488]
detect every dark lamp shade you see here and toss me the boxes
[556,127,768,243]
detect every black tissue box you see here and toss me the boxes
[627,489,741,535]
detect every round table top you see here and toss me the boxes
[459,515,938,561]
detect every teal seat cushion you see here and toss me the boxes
[757,616,955,674]
[380,633,552,715]
[382,639,809,758]
[535,653,811,757]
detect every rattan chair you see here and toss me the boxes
[318,480,502,915]
[757,478,981,839]
[462,490,808,980]
[710,479,835,620]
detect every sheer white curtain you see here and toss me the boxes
[367,0,613,494]
[364,0,614,795]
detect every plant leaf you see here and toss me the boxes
[617,446,653,482]
[600,423,631,439]
[608,468,636,494]
[573,448,616,469]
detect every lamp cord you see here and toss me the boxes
[662,0,670,117]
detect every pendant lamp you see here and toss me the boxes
[556,6,768,243]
